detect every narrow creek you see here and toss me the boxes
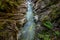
[18,0,35,40]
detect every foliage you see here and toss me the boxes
[43,21,53,29]
[49,7,60,21]
[34,0,60,40]
[38,31,51,40]
[55,31,60,36]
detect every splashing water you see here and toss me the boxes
[18,0,35,40]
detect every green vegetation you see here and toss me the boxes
[55,31,60,36]
[43,21,53,29]
[0,0,24,13]
[0,0,60,40]
[38,34,50,40]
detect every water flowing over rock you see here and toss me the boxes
[0,0,60,40]
[18,0,36,40]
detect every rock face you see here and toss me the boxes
[0,0,27,40]
[17,0,60,40]
[0,0,60,40]
[32,0,60,40]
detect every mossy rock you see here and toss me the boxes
[0,0,24,13]
[49,7,60,21]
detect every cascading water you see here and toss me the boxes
[18,0,35,40]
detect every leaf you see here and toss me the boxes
[43,21,53,29]
[38,33,50,40]
[55,31,60,36]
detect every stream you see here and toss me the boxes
[18,0,35,40]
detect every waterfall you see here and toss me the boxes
[18,0,35,40]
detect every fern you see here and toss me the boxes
[43,21,53,29]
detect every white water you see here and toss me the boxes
[18,0,35,40]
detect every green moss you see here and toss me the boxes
[0,26,3,30]
[0,22,4,30]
